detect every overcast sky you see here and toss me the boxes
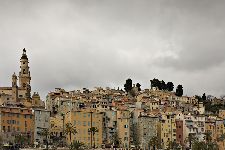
[0,0,225,99]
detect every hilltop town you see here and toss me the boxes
[1,50,225,150]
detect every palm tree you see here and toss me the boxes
[69,141,85,150]
[88,127,99,148]
[14,134,28,148]
[203,131,219,150]
[187,133,196,149]
[112,131,122,148]
[192,141,206,150]
[149,136,159,150]
[206,142,219,150]
[166,141,180,150]
[65,123,77,144]
[0,135,3,150]
[40,128,51,150]
[204,131,212,144]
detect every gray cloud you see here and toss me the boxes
[0,0,225,98]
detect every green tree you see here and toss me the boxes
[192,141,206,150]
[166,141,180,150]
[149,136,159,150]
[166,82,174,91]
[186,133,196,149]
[69,141,85,150]
[88,127,99,148]
[175,85,183,97]
[65,123,77,144]
[112,131,122,148]
[150,78,160,89]
[136,83,141,91]
[202,93,207,101]
[14,134,28,148]
[40,128,51,150]
[0,136,2,150]
[217,133,225,141]
[206,142,219,150]
[124,78,133,93]
[204,131,212,143]
[161,80,167,90]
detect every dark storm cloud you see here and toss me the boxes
[0,0,225,98]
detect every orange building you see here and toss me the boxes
[0,106,34,144]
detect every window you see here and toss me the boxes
[83,121,86,126]
[124,125,128,128]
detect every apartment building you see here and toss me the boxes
[158,112,176,149]
[33,109,51,145]
[137,115,158,149]
[0,106,34,144]
[70,109,105,148]
[117,110,130,148]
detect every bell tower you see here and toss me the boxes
[19,48,31,98]
[12,72,18,102]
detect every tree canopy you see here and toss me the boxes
[124,78,132,93]
[175,84,183,97]
[150,78,174,91]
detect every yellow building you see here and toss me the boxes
[117,109,130,148]
[158,112,176,149]
[205,117,224,150]
[69,109,104,148]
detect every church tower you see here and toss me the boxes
[19,48,31,99]
[12,72,18,102]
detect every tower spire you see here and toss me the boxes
[18,48,31,99]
